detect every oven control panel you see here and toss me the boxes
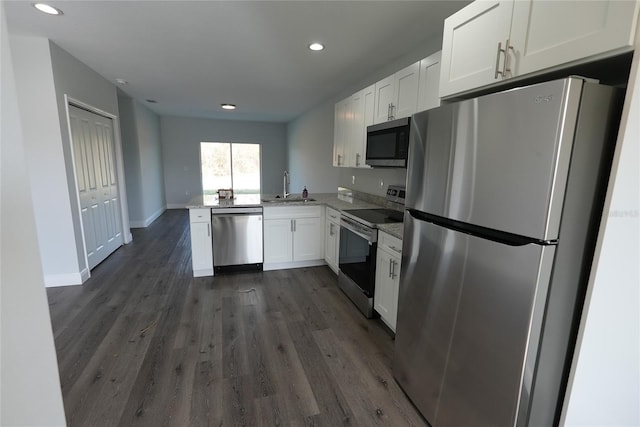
[386,185,406,205]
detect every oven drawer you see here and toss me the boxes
[378,231,402,257]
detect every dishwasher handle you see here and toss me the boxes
[211,206,263,215]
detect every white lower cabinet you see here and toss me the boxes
[263,205,324,271]
[374,231,402,332]
[189,208,213,277]
[324,207,341,274]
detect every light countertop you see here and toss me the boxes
[377,222,404,240]
[186,192,404,240]
[186,193,383,211]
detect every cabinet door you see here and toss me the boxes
[324,221,339,274]
[293,217,323,262]
[374,249,395,328]
[373,75,395,124]
[333,98,348,167]
[349,89,365,168]
[190,221,213,276]
[264,219,293,263]
[417,51,442,112]
[393,61,420,120]
[439,1,513,98]
[510,0,638,77]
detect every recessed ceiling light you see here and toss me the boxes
[309,42,324,51]
[33,3,63,15]
[115,78,128,85]
[221,104,236,110]
[146,99,157,104]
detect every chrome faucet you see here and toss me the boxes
[283,170,291,198]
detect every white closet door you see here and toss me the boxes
[69,105,123,269]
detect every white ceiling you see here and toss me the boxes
[5,0,469,122]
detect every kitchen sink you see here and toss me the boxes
[261,197,316,203]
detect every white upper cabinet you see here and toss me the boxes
[510,0,639,76]
[440,0,639,98]
[417,51,443,112]
[333,85,374,169]
[393,61,420,120]
[373,74,396,124]
[439,1,514,98]
[373,62,420,124]
[333,97,348,167]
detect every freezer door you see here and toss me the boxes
[407,78,585,241]
[394,215,555,427]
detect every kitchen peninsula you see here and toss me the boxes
[187,190,405,277]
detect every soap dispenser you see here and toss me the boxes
[302,186,308,199]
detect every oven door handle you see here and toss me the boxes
[340,218,374,244]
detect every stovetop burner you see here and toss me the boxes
[342,208,403,228]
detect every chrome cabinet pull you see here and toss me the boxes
[389,103,395,120]
[291,219,294,232]
[207,223,210,237]
[293,219,296,232]
[388,259,393,278]
[503,39,514,78]
[494,41,505,79]
[391,259,398,279]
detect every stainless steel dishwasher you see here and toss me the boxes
[211,206,263,271]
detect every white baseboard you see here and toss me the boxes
[263,259,326,272]
[167,203,187,209]
[44,270,87,287]
[129,206,167,228]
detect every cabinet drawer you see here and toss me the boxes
[189,208,211,223]
[264,205,322,220]
[326,207,341,224]
[378,231,402,257]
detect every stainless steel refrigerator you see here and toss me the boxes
[393,77,623,427]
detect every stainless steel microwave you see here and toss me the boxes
[365,117,410,167]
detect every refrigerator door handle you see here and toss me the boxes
[407,209,556,247]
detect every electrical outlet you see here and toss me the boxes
[379,179,384,188]
[352,175,356,185]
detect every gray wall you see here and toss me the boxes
[161,116,287,207]
[10,35,82,285]
[1,4,67,424]
[118,91,166,227]
[286,100,338,194]
[287,37,443,197]
[10,36,130,286]
[49,41,130,263]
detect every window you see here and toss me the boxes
[201,142,261,196]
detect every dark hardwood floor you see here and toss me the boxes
[46,209,427,427]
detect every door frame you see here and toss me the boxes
[64,95,132,281]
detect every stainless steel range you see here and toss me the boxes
[338,186,405,318]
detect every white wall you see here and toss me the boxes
[118,91,166,227]
[161,116,287,207]
[561,40,640,426]
[1,4,67,424]
[286,37,442,196]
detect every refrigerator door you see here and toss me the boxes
[407,77,584,241]
[394,214,555,427]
